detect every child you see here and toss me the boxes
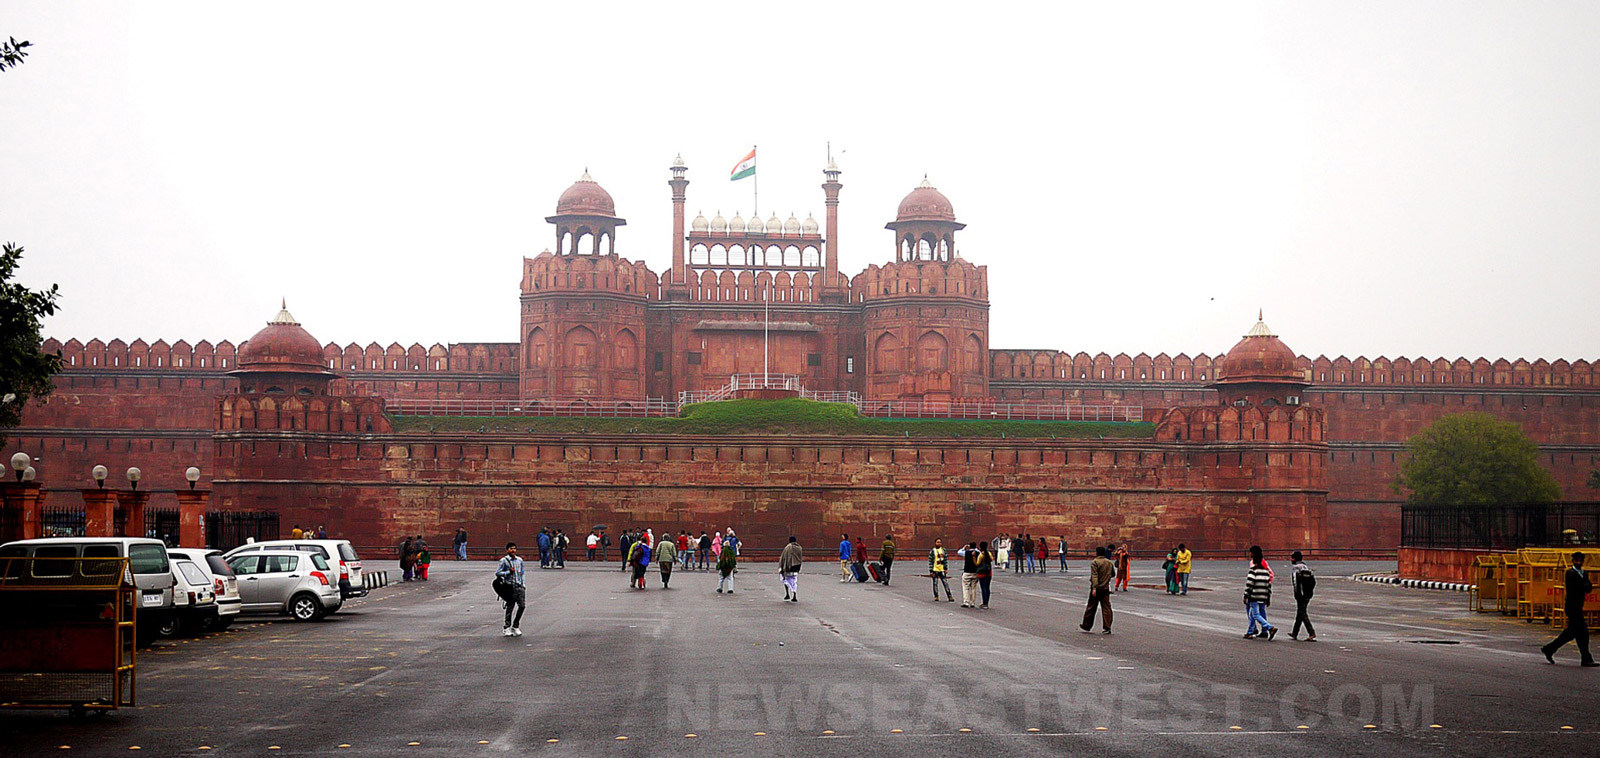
[417,546,432,580]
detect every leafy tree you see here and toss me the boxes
[0,37,29,72]
[1394,412,1560,505]
[1,244,63,447]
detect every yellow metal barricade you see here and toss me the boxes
[1550,566,1600,630]
[1516,549,1566,624]
[1497,552,1520,614]
[1472,555,1501,612]
[0,557,137,713]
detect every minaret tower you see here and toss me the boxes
[667,154,690,298]
[820,158,847,303]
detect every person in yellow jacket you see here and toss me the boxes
[879,534,896,585]
[1176,543,1193,595]
[928,539,954,602]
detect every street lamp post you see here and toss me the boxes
[84,465,116,537]
[176,466,209,548]
[10,451,28,482]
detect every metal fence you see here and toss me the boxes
[207,510,280,552]
[1400,502,1600,550]
[41,506,84,538]
[387,398,679,418]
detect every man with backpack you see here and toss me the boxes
[1289,550,1316,641]
[495,543,526,637]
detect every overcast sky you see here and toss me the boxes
[2,2,1597,362]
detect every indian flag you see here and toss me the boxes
[730,148,756,181]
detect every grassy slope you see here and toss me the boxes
[389,398,1154,439]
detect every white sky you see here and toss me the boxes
[2,2,1597,362]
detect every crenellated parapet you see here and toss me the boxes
[852,257,987,303]
[521,250,659,300]
[989,349,1597,387]
[1152,404,1326,444]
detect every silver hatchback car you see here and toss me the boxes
[226,549,343,621]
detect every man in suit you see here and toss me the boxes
[1542,552,1596,667]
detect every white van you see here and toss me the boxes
[0,537,177,646]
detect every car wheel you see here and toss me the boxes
[212,617,234,631]
[290,593,323,622]
[156,613,182,638]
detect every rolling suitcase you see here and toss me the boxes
[867,561,884,583]
[851,562,869,583]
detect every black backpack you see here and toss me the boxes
[1296,568,1316,597]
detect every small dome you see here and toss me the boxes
[784,213,802,235]
[745,214,763,234]
[691,211,708,233]
[710,211,726,233]
[801,213,819,234]
[895,175,957,222]
[1215,314,1304,385]
[236,302,331,375]
[728,212,746,234]
[672,153,686,168]
[555,170,616,217]
[767,213,783,235]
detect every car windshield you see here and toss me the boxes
[128,544,169,574]
[177,561,209,585]
[337,544,359,561]
[311,554,330,571]
[204,555,234,577]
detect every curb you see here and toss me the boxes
[1353,573,1472,593]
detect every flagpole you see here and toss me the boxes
[752,144,758,216]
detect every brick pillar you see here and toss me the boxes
[83,489,117,537]
[116,490,150,538]
[175,489,210,548]
[0,482,40,542]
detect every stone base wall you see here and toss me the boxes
[1398,546,1493,584]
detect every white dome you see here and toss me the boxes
[691,211,708,233]
[767,213,782,235]
[728,212,745,234]
[710,211,726,233]
[801,213,819,234]
[784,213,802,235]
[746,214,764,234]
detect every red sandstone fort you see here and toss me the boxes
[6,158,1597,554]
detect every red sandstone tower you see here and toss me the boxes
[217,303,385,434]
[855,177,990,401]
[519,172,656,402]
[1211,313,1311,408]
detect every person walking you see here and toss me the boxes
[711,531,723,563]
[975,541,994,609]
[724,528,740,557]
[879,534,896,585]
[854,535,867,569]
[1244,545,1277,640]
[628,536,651,590]
[779,536,804,602]
[399,535,416,582]
[1058,535,1069,572]
[656,533,676,589]
[600,530,611,562]
[959,542,980,608]
[1080,546,1115,634]
[1037,536,1048,575]
[1163,548,1179,594]
[1114,543,1131,592]
[495,543,526,637]
[929,539,955,602]
[698,531,712,571]
[620,530,635,573]
[1023,534,1036,574]
[1288,551,1316,641]
[416,544,431,580]
[1013,535,1025,575]
[996,535,1010,571]
[1175,543,1192,595]
[1542,552,1596,666]
[679,532,693,570]
[716,539,738,594]
[554,530,568,568]
[839,533,853,583]
[537,529,552,569]
[454,528,469,561]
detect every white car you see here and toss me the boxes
[0,537,176,646]
[226,550,343,621]
[224,539,367,603]
[168,548,241,632]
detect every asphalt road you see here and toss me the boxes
[2,556,1596,756]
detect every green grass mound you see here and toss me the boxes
[390,398,1154,439]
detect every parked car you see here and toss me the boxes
[168,547,241,632]
[224,539,367,602]
[166,556,217,636]
[225,549,342,621]
[0,537,176,646]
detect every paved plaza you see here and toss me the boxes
[2,558,1595,756]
